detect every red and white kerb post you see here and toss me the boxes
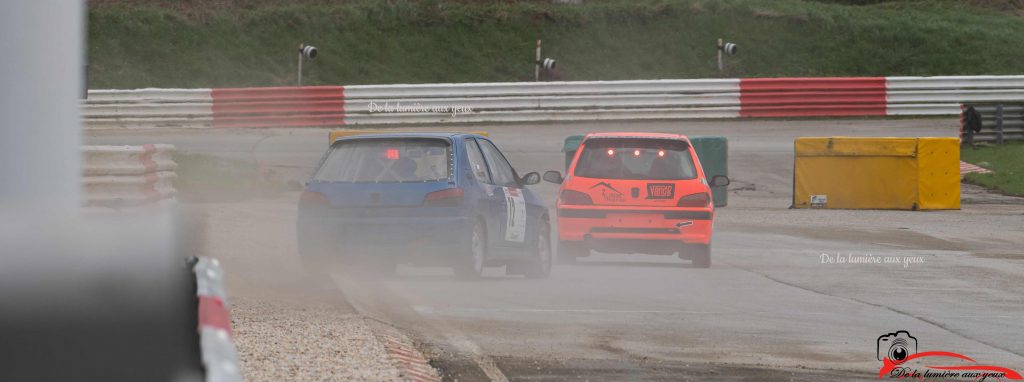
[194,257,242,382]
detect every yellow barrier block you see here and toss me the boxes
[916,138,961,210]
[793,137,960,210]
[328,130,488,145]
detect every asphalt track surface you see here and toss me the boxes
[89,118,1024,381]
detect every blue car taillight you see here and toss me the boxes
[423,188,464,207]
[300,190,330,206]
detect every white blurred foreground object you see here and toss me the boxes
[0,2,224,381]
[0,1,83,211]
[0,214,203,381]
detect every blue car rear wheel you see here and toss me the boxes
[524,222,552,279]
[454,220,486,279]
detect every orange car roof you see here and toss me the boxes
[585,132,687,140]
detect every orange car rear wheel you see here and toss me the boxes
[684,243,711,268]
[558,241,589,264]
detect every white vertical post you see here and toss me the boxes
[717,38,723,73]
[535,39,542,82]
[297,44,304,86]
[0,0,83,213]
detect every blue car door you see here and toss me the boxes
[476,138,529,249]
[462,138,507,250]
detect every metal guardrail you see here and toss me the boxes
[960,103,1024,145]
[81,76,1024,129]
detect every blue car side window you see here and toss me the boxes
[478,139,517,187]
[464,138,492,184]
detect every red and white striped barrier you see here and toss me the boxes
[212,86,344,128]
[960,161,992,177]
[193,257,242,382]
[82,144,178,210]
[81,75,1024,128]
[367,322,441,382]
[739,77,887,117]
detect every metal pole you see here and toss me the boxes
[297,46,304,86]
[535,39,541,82]
[996,104,1005,145]
[82,64,89,100]
[717,38,723,73]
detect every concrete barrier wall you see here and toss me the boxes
[792,137,960,210]
[82,76,1024,129]
[82,144,178,210]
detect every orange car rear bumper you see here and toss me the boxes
[556,205,713,245]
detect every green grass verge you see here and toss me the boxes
[89,0,1024,88]
[961,142,1024,197]
[174,153,293,202]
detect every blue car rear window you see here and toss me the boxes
[314,138,451,183]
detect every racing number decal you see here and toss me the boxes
[502,187,527,242]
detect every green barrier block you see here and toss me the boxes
[562,135,584,170]
[561,134,728,207]
[689,136,728,207]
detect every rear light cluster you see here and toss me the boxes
[300,190,330,205]
[677,192,710,207]
[559,189,593,205]
[423,188,464,206]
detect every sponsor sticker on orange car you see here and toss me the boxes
[646,183,675,200]
[591,181,625,202]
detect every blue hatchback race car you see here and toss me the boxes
[297,132,551,279]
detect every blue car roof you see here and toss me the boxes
[333,132,484,143]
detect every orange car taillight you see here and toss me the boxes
[559,189,593,205]
[677,192,709,207]
[424,188,464,206]
[300,190,330,205]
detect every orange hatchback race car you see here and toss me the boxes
[543,132,729,267]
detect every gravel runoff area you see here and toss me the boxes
[231,298,404,382]
[193,197,439,382]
